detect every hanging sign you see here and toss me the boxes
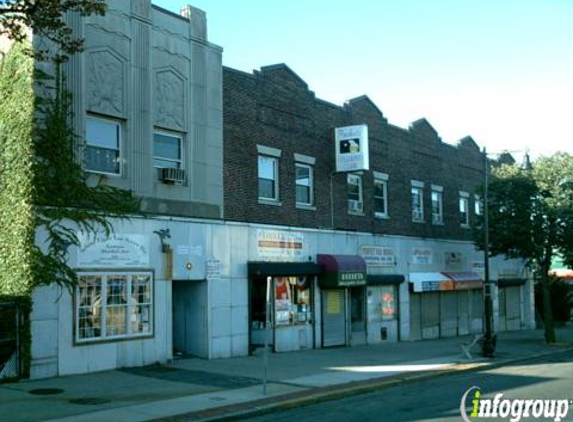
[335,124,369,172]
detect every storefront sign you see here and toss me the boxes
[359,245,396,267]
[444,252,463,267]
[411,247,433,265]
[338,271,366,287]
[78,234,149,268]
[409,272,454,292]
[257,230,304,261]
[335,124,369,172]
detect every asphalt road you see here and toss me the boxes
[241,350,573,422]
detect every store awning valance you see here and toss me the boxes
[496,278,527,287]
[367,274,405,286]
[442,271,483,290]
[409,272,454,292]
[248,261,323,277]
[318,254,367,288]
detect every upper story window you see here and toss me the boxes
[347,174,364,214]
[431,185,443,224]
[76,272,153,343]
[459,191,470,227]
[153,131,182,169]
[474,194,483,216]
[411,180,424,222]
[86,116,121,175]
[295,163,313,206]
[374,172,389,218]
[258,155,279,201]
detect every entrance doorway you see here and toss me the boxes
[349,286,366,345]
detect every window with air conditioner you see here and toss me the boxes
[347,174,363,215]
[154,131,184,183]
[86,116,121,175]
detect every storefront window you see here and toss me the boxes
[368,285,398,322]
[274,276,311,326]
[76,272,153,343]
[381,286,397,320]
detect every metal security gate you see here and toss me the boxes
[322,290,346,347]
[505,286,522,331]
[0,302,20,379]
[440,292,458,338]
[421,293,440,339]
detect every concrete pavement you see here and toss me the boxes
[1,327,572,422]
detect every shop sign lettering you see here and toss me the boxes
[411,247,433,265]
[359,245,396,267]
[78,234,149,267]
[257,229,305,262]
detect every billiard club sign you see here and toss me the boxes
[335,124,370,172]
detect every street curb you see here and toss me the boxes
[152,346,573,422]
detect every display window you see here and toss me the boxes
[274,276,312,326]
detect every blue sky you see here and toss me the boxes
[154,0,573,161]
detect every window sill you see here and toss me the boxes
[460,224,471,229]
[412,219,425,224]
[348,211,365,217]
[258,198,282,207]
[375,213,389,220]
[296,204,316,211]
[432,221,444,226]
[86,170,122,178]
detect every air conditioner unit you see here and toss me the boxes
[159,167,185,184]
[348,200,364,214]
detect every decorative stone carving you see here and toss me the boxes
[132,0,151,20]
[154,70,185,130]
[86,50,124,116]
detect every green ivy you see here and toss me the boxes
[0,42,140,379]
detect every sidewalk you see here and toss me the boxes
[2,327,572,422]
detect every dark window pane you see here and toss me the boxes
[259,178,275,199]
[153,133,181,160]
[296,185,310,204]
[86,146,120,173]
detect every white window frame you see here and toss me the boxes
[85,115,122,176]
[411,181,425,222]
[295,163,314,206]
[347,173,364,215]
[75,271,154,344]
[153,130,183,169]
[459,191,470,227]
[374,172,389,218]
[258,155,279,202]
[431,185,443,225]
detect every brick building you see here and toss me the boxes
[222,63,535,352]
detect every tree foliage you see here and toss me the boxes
[0,0,106,61]
[0,42,140,295]
[474,152,573,343]
[0,41,35,296]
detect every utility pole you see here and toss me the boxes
[482,147,496,357]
